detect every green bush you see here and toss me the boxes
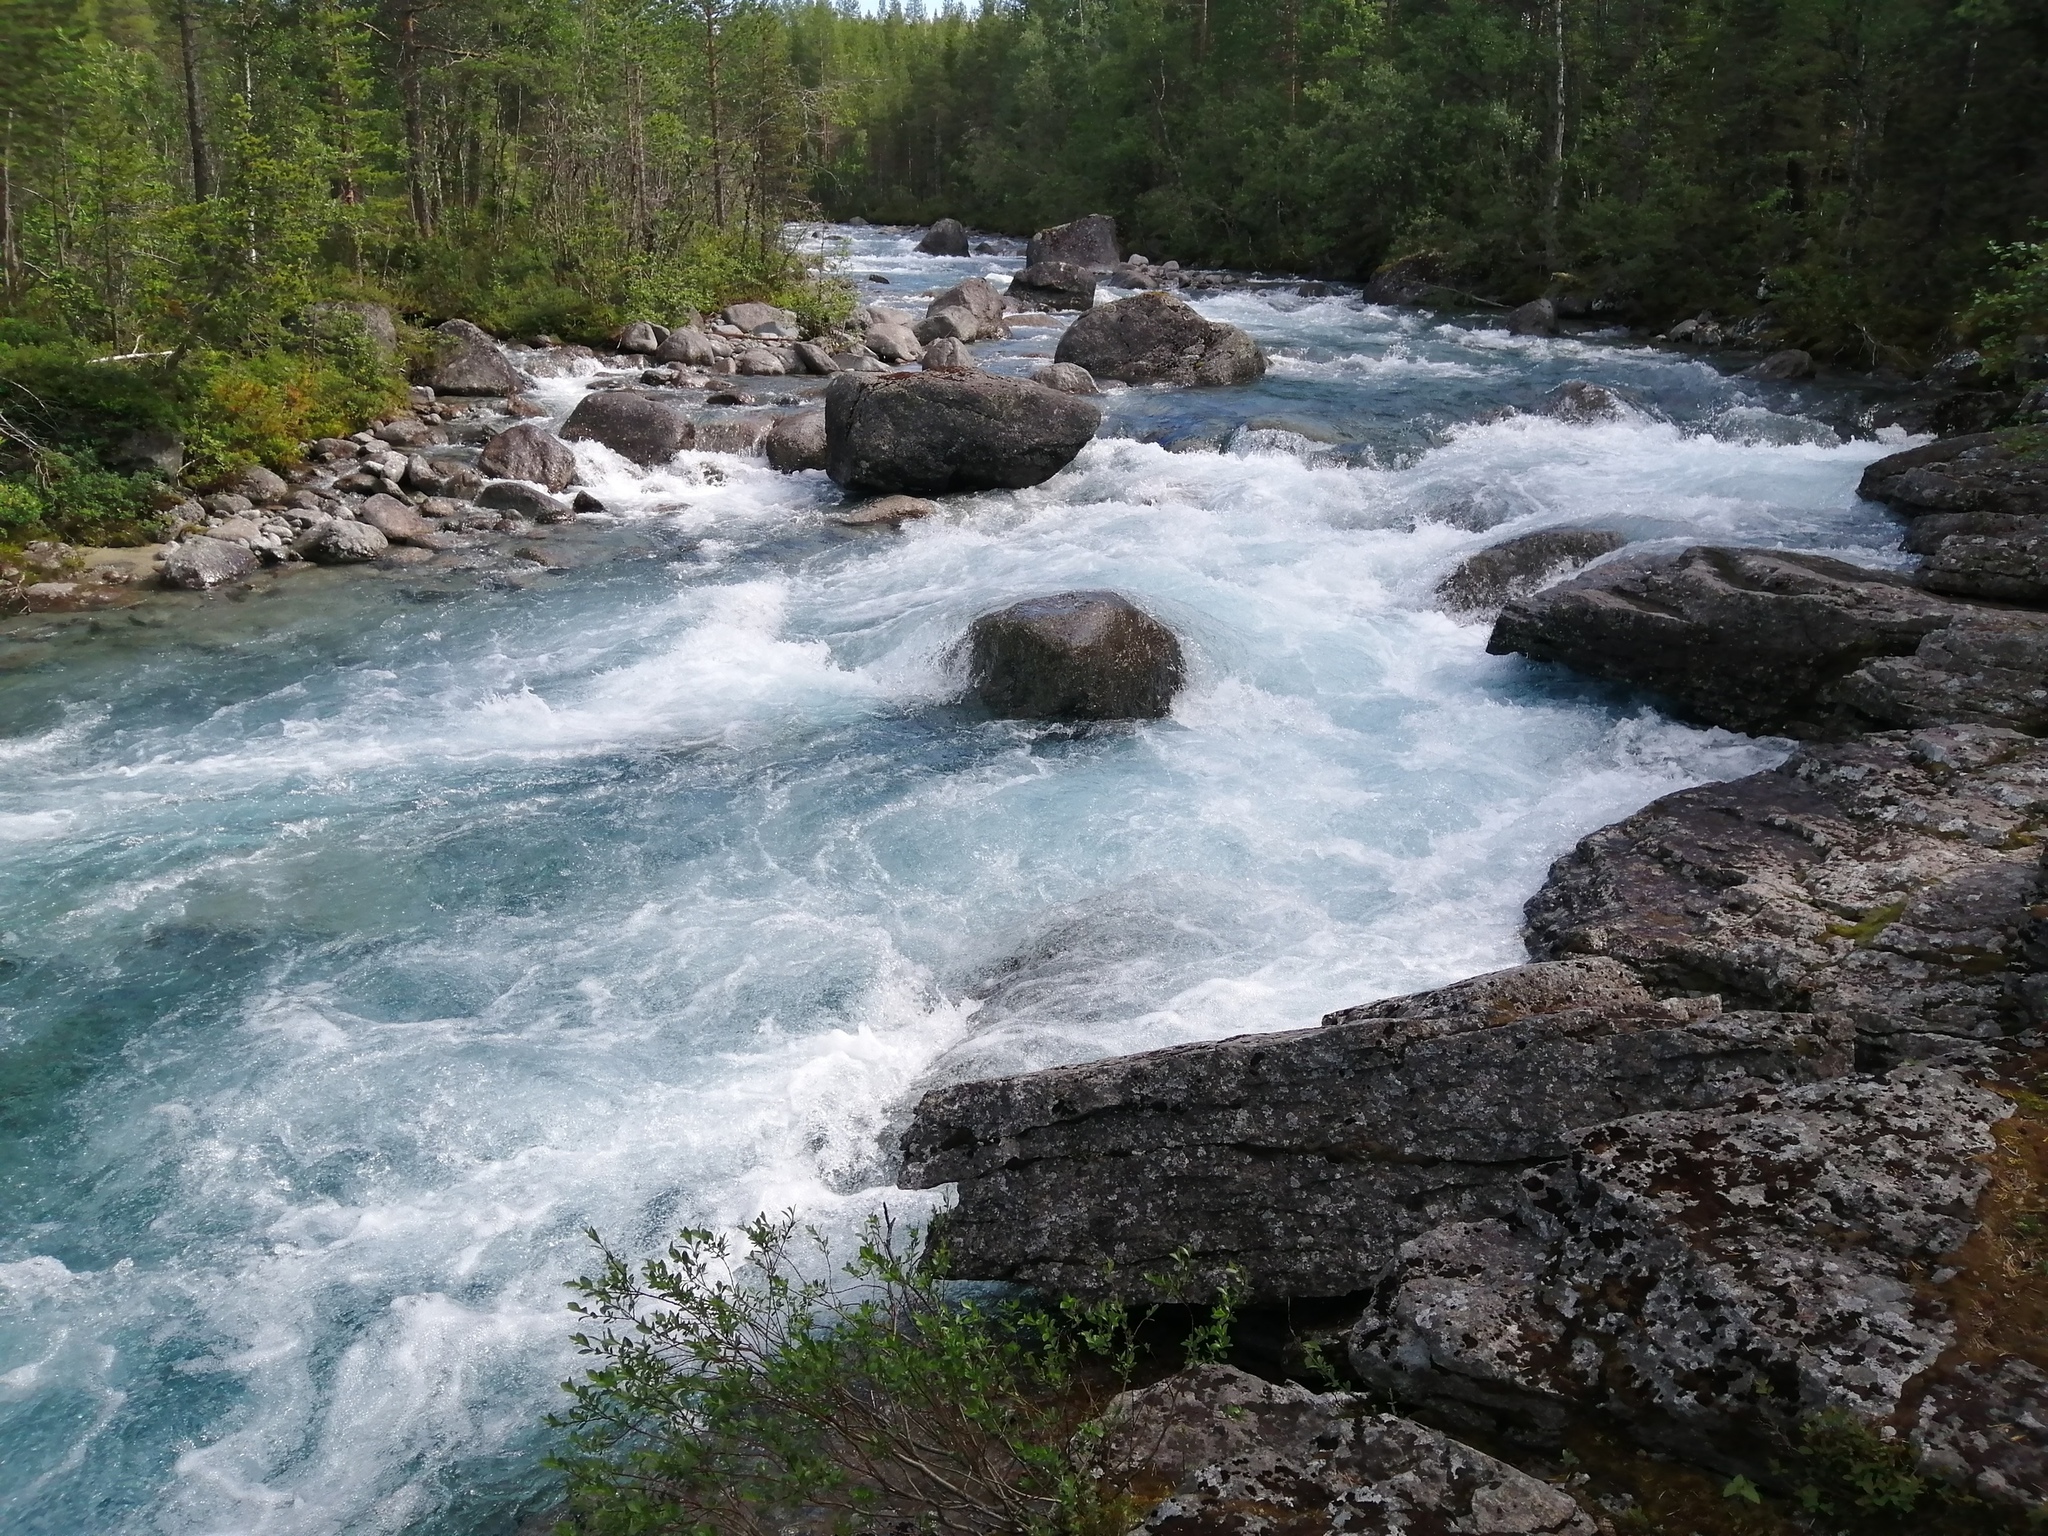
[551,1214,1171,1536]
[1965,225,2048,381]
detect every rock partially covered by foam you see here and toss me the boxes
[1054,290,1264,387]
[478,423,577,490]
[1436,528,1626,618]
[966,591,1185,722]
[1093,1365,1598,1536]
[562,392,694,466]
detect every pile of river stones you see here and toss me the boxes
[895,396,2048,1522]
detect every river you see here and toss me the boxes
[0,224,1912,1534]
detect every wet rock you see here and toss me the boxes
[357,494,433,545]
[614,320,661,354]
[1532,380,1623,422]
[823,371,1099,496]
[723,302,799,339]
[1524,726,2048,1061]
[1486,545,1971,737]
[424,319,529,396]
[967,591,1185,723]
[693,417,772,455]
[298,517,389,563]
[1007,260,1097,313]
[1026,214,1120,270]
[734,347,787,376]
[1054,290,1266,387]
[764,411,827,473]
[478,423,577,491]
[1507,297,1557,336]
[1922,528,2048,604]
[834,495,938,528]
[1094,1365,1598,1536]
[654,327,725,366]
[1833,611,2048,734]
[919,277,1009,342]
[1350,1070,2010,1474]
[1857,431,2047,518]
[919,337,977,371]
[1746,347,1816,380]
[1437,529,1627,618]
[561,392,694,465]
[1032,361,1099,395]
[477,480,573,521]
[160,536,259,590]
[900,956,1847,1301]
[915,217,970,256]
[1363,252,1447,306]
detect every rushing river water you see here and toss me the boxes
[0,225,1916,1534]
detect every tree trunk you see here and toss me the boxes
[1546,0,1566,273]
[177,0,212,198]
[399,5,435,238]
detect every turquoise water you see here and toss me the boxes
[0,226,1908,1534]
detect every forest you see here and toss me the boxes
[0,0,2044,542]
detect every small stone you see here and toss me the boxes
[834,495,938,527]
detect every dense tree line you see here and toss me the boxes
[797,0,2048,367]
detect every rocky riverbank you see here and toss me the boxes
[895,418,2048,1525]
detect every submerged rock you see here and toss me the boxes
[1007,260,1097,313]
[823,371,1100,495]
[1094,1365,1598,1536]
[561,392,694,465]
[915,217,970,256]
[1054,290,1266,387]
[1532,380,1623,422]
[1525,726,2048,1061]
[477,480,573,520]
[967,591,1185,722]
[160,536,259,590]
[1350,1069,2011,1474]
[1436,528,1626,618]
[478,423,577,490]
[900,957,1848,1301]
[1026,213,1119,270]
[834,495,938,528]
[1746,347,1816,380]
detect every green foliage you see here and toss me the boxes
[1965,225,2048,379]
[552,1213,1152,1536]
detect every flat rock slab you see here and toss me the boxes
[1524,724,2048,1061]
[900,958,1848,1301]
[1350,1069,2012,1476]
[1487,543,2048,737]
[1094,1365,1597,1536]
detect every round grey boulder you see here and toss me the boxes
[920,337,978,372]
[916,218,970,256]
[1032,362,1099,395]
[561,392,694,465]
[766,411,828,473]
[299,517,389,563]
[968,591,1185,721]
[919,278,1008,342]
[735,347,787,376]
[358,493,433,544]
[615,321,661,354]
[160,536,259,590]
[654,327,725,366]
[479,423,578,490]
[825,372,1101,496]
[424,319,529,396]
[477,480,574,521]
[1506,298,1558,337]
[1054,290,1266,387]
[226,464,291,504]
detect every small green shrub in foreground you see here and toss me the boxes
[551,1216,1235,1536]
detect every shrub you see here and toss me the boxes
[551,1214,1166,1536]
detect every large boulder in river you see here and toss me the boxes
[1437,528,1625,619]
[654,327,726,366]
[1856,430,2048,519]
[823,371,1100,495]
[764,411,827,473]
[1026,213,1119,270]
[1506,297,1557,336]
[1054,290,1265,387]
[424,319,529,396]
[478,422,577,490]
[899,956,1848,1301]
[915,217,970,256]
[723,302,799,338]
[1095,1366,1598,1536]
[1007,261,1097,313]
[967,591,1185,722]
[561,392,694,465]
[919,337,978,372]
[1486,545,1973,737]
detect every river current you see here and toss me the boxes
[1,225,1914,1533]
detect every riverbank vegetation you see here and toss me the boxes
[2,0,2043,544]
